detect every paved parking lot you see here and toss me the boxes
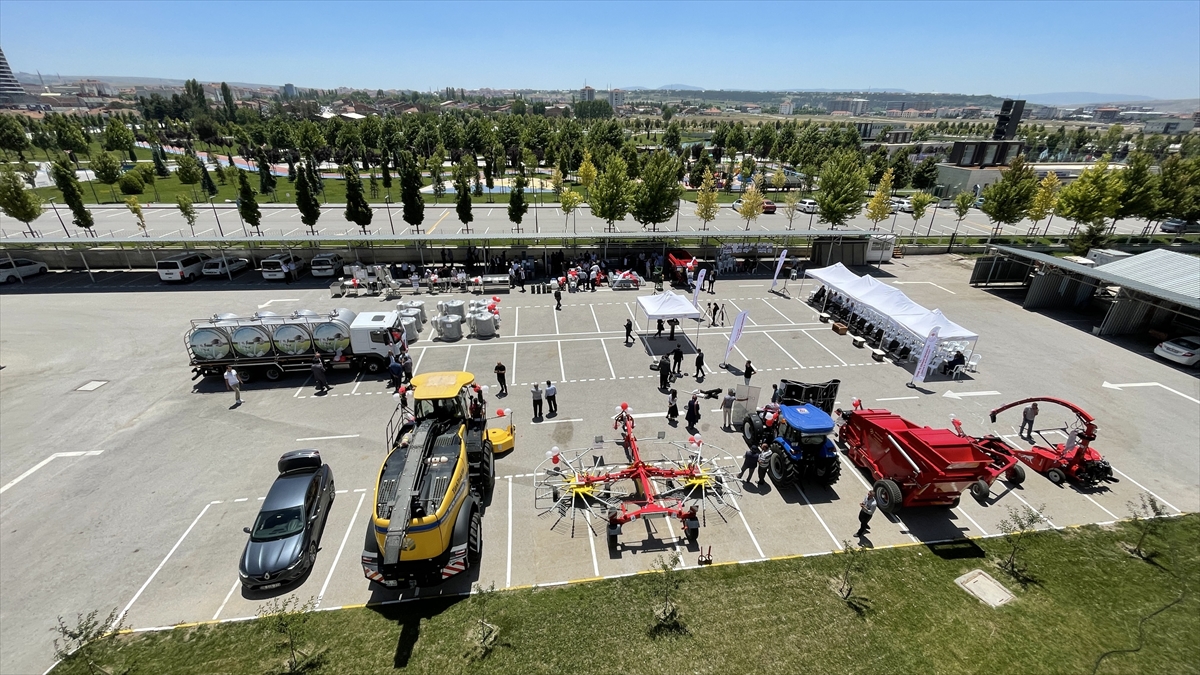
[1,255,1196,674]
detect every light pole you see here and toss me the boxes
[925,203,938,237]
[384,194,395,235]
[48,198,70,238]
[208,197,225,237]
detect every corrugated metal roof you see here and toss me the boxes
[1094,249,1200,300]
[992,246,1200,311]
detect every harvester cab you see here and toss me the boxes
[989,397,1115,487]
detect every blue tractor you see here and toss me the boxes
[741,379,842,486]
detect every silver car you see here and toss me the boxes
[202,257,250,277]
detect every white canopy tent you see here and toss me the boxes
[804,263,978,365]
[636,292,703,320]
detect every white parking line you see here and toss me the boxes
[1011,492,1058,529]
[350,372,362,395]
[463,344,473,372]
[727,300,756,325]
[625,302,641,331]
[727,492,765,559]
[0,450,104,494]
[760,298,795,324]
[317,492,366,607]
[118,502,212,626]
[795,486,843,550]
[763,332,803,367]
[598,338,616,379]
[536,418,583,425]
[513,306,519,336]
[293,376,312,398]
[414,347,427,374]
[954,506,989,536]
[212,578,241,620]
[295,434,361,441]
[584,511,600,577]
[557,341,566,382]
[589,304,603,333]
[1110,466,1181,513]
[800,329,848,366]
[553,305,560,335]
[1082,494,1120,520]
[506,476,513,588]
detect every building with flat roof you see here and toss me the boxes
[779,100,794,115]
[827,98,868,115]
[283,83,296,98]
[581,85,595,101]
[608,88,625,109]
[1143,118,1195,134]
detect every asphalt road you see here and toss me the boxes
[1,255,1196,675]
[0,200,1163,242]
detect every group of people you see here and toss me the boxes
[657,347,706,389]
[665,389,703,431]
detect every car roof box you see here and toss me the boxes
[278,449,322,474]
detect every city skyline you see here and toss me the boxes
[2,0,1197,100]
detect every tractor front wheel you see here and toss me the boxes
[1047,468,1066,485]
[969,479,990,501]
[873,479,903,515]
[768,450,790,484]
[1005,464,1026,485]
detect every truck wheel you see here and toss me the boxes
[467,509,482,565]
[1047,468,1066,485]
[873,479,903,515]
[969,479,990,501]
[742,418,756,443]
[363,357,384,374]
[263,365,283,381]
[239,368,253,383]
[1005,465,1026,485]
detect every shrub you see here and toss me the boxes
[118,171,145,195]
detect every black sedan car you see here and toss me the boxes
[239,450,335,590]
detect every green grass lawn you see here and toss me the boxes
[51,515,1199,675]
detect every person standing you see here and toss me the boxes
[1019,402,1039,439]
[743,360,756,386]
[224,365,243,405]
[658,354,671,390]
[530,382,544,419]
[684,393,701,431]
[694,348,705,379]
[737,444,759,482]
[719,303,727,325]
[590,262,600,292]
[518,266,526,292]
[671,345,684,375]
[756,441,771,484]
[707,267,717,293]
[494,361,508,396]
[770,383,781,404]
[655,318,665,338]
[401,352,413,384]
[544,380,558,416]
[666,389,679,425]
[311,357,330,392]
[624,318,634,344]
[554,288,562,311]
[854,490,877,537]
[721,388,736,429]
[708,302,718,327]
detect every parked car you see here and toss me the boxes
[972,197,985,209]
[0,258,48,283]
[798,199,819,214]
[239,451,335,590]
[261,253,306,281]
[731,199,776,214]
[156,252,212,282]
[1153,336,1200,367]
[202,257,250,277]
[892,198,913,213]
[309,253,346,277]
[1160,219,1200,234]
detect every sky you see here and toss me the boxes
[2,0,1198,100]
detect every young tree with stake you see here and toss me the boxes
[738,184,765,231]
[865,168,894,231]
[175,194,198,236]
[694,168,720,231]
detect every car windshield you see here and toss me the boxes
[1173,338,1200,350]
[249,507,304,541]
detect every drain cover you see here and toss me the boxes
[955,569,1014,608]
[76,381,109,391]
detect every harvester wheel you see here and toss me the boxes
[1047,468,1066,485]
[969,479,990,501]
[467,509,482,565]
[873,479,902,515]
[481,440,496,493]
[1005,464,1026,485]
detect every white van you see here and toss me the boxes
[310,253,345,277]
[157,252,211,282]
[261,253,306,281]
[798,199,818,214]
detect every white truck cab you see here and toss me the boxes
[349,311,404,371]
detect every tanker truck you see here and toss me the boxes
[186,308,406,382]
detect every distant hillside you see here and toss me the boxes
[658,84,703,91]
[14,72,279,90]
[1019,92,1153,106]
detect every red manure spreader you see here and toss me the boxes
[838,404,1025,514]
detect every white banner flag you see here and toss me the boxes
[691,268,707,307]
[770,249,789,289]
[723,310,750,365]
[912,326,941,384]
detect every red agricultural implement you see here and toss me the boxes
[534,404,740,549]
[989,397,1115,487]
[837,404,1025,514]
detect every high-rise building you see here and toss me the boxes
[0,47,26,101]
[827,98,868,116]
[608,88,625,109]
[283,83,296,98]
[581,85,595,101]
[779,100,794,115]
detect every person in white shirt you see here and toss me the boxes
[224,366,243,404]
[544,380,558,416]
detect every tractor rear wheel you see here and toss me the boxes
[873,479,903,515]
[815,457,841,486]
[969,479,990,501]
[1005,464,1026,485]
[1047,468,1066,485]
